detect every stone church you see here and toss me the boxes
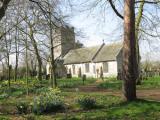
[46,25,123,79]
[63,43,123,78]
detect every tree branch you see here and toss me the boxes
[0,0,12,20]
[0,17,27,40]
[108,0,124,19]
[135,0,160,4]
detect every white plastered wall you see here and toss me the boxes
[65,61,118,78]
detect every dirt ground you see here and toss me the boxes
[76,84,160,101]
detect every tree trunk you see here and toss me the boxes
[135,0,145,85]
[1,61,5,79]
[50,40,57,88]
[4,28,10,88]
[49,9,57,88]
[123,0,137,101]
[7,54,10,88]
[29,25,42,82]
[25,30,29,95]
[14,20,19,82]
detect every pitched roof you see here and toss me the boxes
[63,45,102,64]
[63,42,122,64]
[93,42,122,62]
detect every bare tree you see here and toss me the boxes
[14,19,20,81]
[49,5,57,88]
[0,0,12,20]
[3,18,13,88]
[25,26,29,95]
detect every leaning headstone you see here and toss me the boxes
[67,73,72,78]
[82,74,86,85]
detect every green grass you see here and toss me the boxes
[0,77,96,95]
[137,76,160,89]
[2,94,160,120]
[1,76,160,119]
[50,97,160,120]
[1,87,160,120]
[97,79,122,90]
[97,76,160,90]
[58,77,96,88]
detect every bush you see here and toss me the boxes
[77,95,96,109]
[35,87,49,94]
[59,82,76,88]
[16,101,29,114]
[32,88,64,114]
[24,114,35,120]
[12,91,25,97]
[0,93,9,100]
[97,80,122,90]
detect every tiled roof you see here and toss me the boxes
[63,42,122,64]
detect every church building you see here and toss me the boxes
[46,25,123,79]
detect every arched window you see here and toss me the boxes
[72,65,75,74]
[93,65,96,74]
[85,63,90,73]
[103,62,108,73]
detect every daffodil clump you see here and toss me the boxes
[32,88,64,114]
[16,101,29,114]
[77,95,96,110]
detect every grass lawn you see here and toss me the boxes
[137,76,160,89]
[1,92,160,120]
[1,76,160,119]
[57,77,96,88]
[97,76,160,90]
